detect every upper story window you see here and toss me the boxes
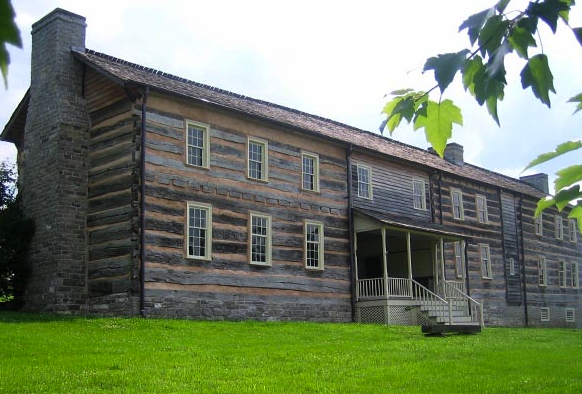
[535,213,543,236]
[357,164,372,199]
[249,212,272,266]
[412,178,427,210]
[558,261,567,287]
[538,256,547,286]
[451,189,464,220]
[572,262,580,288]
[479,244,492,279]
[569,219,577,243]
[248,138,268,181]
[453,241,464,279]
[186,121,210,168]
[186,202,212,260]
[555,215,564,240]
[476,194,488,223]
[301,152,320,192]
[304,221,324,270]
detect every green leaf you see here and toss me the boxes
[555,164,582,192]
[381,91,427,134]
[462,56,484,96]
[520,54,555,107]
[389,88,414,96]
[487,39,511,80]
[478,15,511,58]
[0,0,22,87]
[567,92,582,114]
[459,7,497,45]
[568,205,582,233]
[524,140,582,170]
[508,23,537,59]
[554,185,581,211]
[526,0,571,33]
[472,65,506,125]
[573,27,582,48]
[413,99,463,157]
[423,50,470,94]
[535,196,557,217]
[495,0,511,13]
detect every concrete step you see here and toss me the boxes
[422,324,482,335]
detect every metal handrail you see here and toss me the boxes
[411,279,452,325]
[441,281,484,326]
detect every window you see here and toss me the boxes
[301,152,319,192]
[509,257,515,276]
[304,221,324,270]
[248,138,268,181]
[572,262,580,288]
[566,308,575,323]
[569,219,577,243]
[357,164,372,199]
[476,194,488,223]
[479,244,492,279]
[186,121,210,168]
[559,261,567,287]
[538,256,547,286]
[451,189,464,220]
[540,307,550,322]
[555,215,564,240]
[453,241,464,279]
[535,213,543,236]
[412,178,426,210]
[186,202,212,260]
[249,213,271,266]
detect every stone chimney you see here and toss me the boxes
[21,9,89,312]
[520,173,549,194]
[427,142,464,165]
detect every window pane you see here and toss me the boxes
[187,125,205,166]
[188,206,208,258]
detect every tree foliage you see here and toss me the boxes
[0,162,34,308]
[0,0,21,87]
[381,0,582,230]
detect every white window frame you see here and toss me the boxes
[569,219,577,243]
[509,257,515,276]
[555,215,564,240]
[572,262,580,289]
[540,307,550,322]
[304,221,324,270]
[356,164,372,199]
[479,244,492,279]
[301,152,320,192]
[451,188,464,220]
[535,213,543,236]
[185,120,210,168]
[249,212,272,266]
[558,261,567,288]
[412,178,427,211]
[538,256,547,287]
[453,241,464,279]
[186,202,212,260]
[566,308,575,323]
[247,138,268,182]
[476,194,488,223]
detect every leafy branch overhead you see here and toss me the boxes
[381,0,582,231]
[0,0,22,87]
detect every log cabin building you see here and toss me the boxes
[2,9,581,328]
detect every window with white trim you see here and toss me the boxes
[569,219,577,243]
[555,215,564,240]
[476,194,488,223]
[249,212,271,266]
[357,165,372,199]
[538,256,547,286]
[540,307,550,322]
[301,152,319,192]
[535,213,543,236]
[453,241,464,279]
[572,262,580,288]
[186,121,210,168]
[566,308,575,323]
[412,178,426,210]
[304,221,324,270]
[248,138,268,181]
[451,189,464,220]
[479,244,492,279]
[559,261,567,287]
[509,257,516,276]
[186,202,212,260]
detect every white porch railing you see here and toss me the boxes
[441,280,484,326]
[356,278,385,299]
[442,280,466,294]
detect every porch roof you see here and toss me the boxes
[354,208,466,240]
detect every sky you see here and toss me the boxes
[1,0,582,192]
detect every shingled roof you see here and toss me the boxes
[24,47,548,198]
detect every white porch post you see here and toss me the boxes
[354,232,359,300]
[406,232,412,296]
[440,238,445,283]
[381,227,390,324]
[434,241,439,288]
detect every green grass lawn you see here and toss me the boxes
[0,312,580,393]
